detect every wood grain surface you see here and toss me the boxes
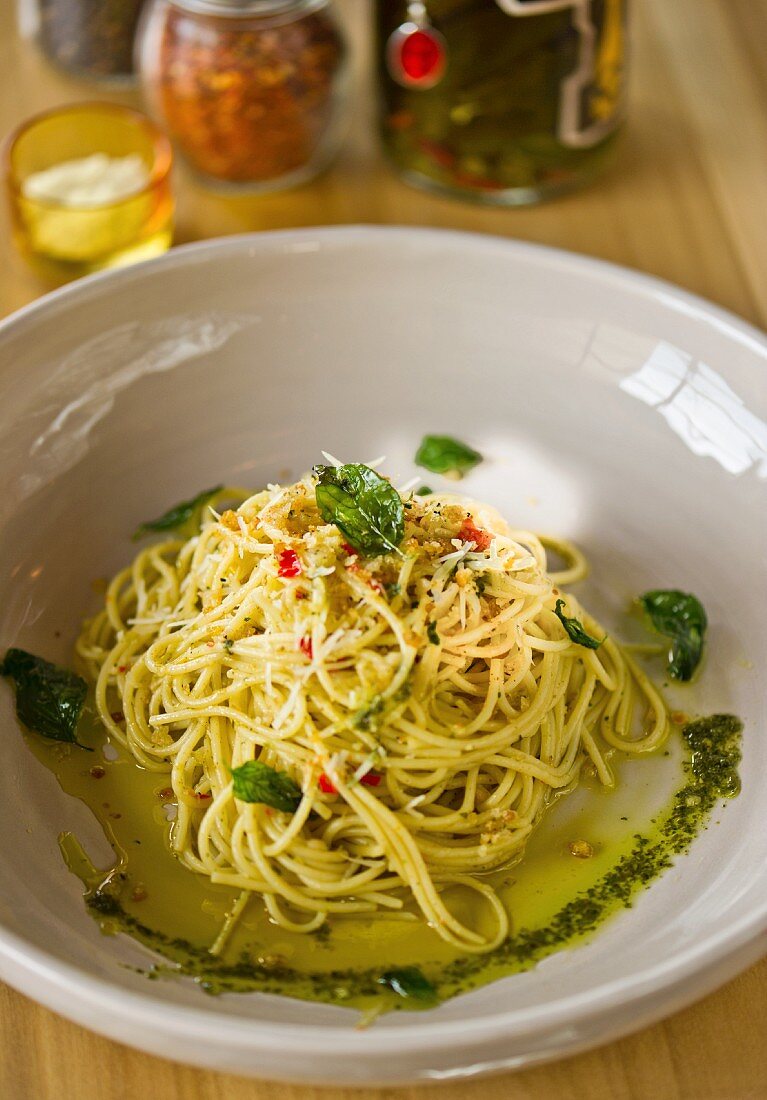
[1,2,765,1097]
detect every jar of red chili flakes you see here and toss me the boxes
[137,0,348,190]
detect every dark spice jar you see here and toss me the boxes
[25,0,148,83]
[137,0,348,191]
[376,0,628,205]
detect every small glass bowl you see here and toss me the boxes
[4,102,174,281]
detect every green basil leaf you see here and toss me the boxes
[377,966,436,1002]
[554,599,604,650]
[415,485,433,496]
[0,648,89,748]
[314,464,404,556]
[427,621,440,645]
[230,760,302,812]
[639,589,707,681]
[133,485,223,540]
[415,435,482,478]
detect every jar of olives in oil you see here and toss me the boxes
[376,0,628,205]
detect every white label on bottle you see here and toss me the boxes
[494,0,627,148]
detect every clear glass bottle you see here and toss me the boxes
[21,0,148,83]
[138,0,349,191]
[375,0,628,205]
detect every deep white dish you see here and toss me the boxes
[0,227,765,1084]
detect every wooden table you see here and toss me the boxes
[1,2,766,1097]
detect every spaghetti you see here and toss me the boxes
[76,471,668,953]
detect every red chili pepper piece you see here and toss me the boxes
[360,772,381,787]
[387,109,414,132]
[341,542,357,557]
[277,548,301,577]
[299,636,313,659]
[417,137,456,169]
[318,773,337,794]
[458,519,491,551]
[451,171,506,192]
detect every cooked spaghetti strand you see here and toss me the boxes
[76,476,667,951]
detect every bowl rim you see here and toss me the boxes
[0,224,765,1053]
[1,225,766,357]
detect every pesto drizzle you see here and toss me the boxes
[81,715,742,1010]
[441,714,743,991]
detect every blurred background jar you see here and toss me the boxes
[137,0,349,191]
[20,0,148,83]
[375,0,628,205]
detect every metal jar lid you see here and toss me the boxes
[170,0,326,17]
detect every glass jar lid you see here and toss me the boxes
[171,0,325,15]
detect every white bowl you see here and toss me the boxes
[0,227,765,1085]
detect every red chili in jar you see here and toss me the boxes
[138,0,348,189]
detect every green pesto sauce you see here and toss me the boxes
[31,712,741,1015]
[440,714,743,993]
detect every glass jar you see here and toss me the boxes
[21,0,148,83]
[375,0,628,205]
[137,0,348,191]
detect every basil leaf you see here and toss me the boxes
[377,966,436,1002]
[639,589,707,681]
[554,599,604,650]
[415,485,433,496]
[0,648,89,748]
[415,435,482,478]
[427,621,440,645]
[230,760,302,812]
[314,464,404,556]
[133,485,223,540]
